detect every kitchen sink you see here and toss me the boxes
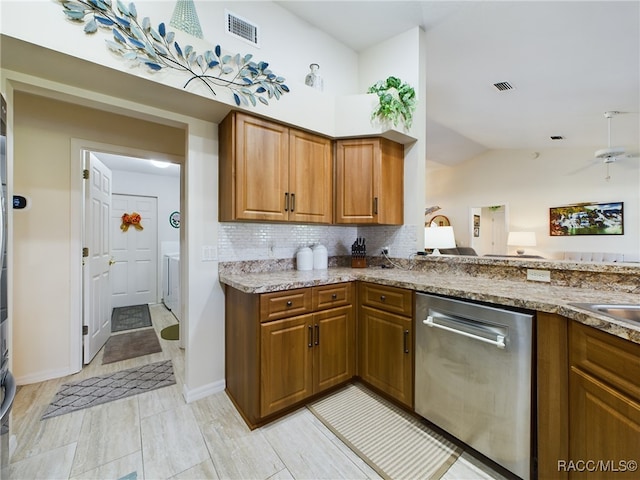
[570,303,640,324]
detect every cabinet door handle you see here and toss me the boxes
[308,325,313,348]
[403,329,409,354]
[290,193,295,212]
[284,192,289,211]
[286,301,293,307]
[315,324,320,346]
[374,197,378,215]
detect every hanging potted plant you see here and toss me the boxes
[367,76,416,131]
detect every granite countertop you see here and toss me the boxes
[219,265,640,344]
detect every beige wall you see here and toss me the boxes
[13,92,185,382]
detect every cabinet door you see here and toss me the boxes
[569,367,640,480]
[289,129,333,224]
[377,138,404,225]
[335,138,379,224]
[235,113,289,221]
[359,305,413,407]
[313,306,355,394]
[260,314,313,416]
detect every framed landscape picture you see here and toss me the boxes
[549,202,623,236]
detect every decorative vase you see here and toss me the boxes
[305,63,324,91]
[169,0,204,39]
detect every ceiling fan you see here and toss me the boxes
[593,110,637,180]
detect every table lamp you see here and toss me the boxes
[424,226,456,255]
[507,231,536,255]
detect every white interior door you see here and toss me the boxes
[110,194,158,308]
[83,153,113,364]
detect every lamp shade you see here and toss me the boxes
[507,231,537,247]
[424,226,456,255]
[507,231,536,255]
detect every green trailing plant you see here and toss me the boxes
[367,76,416,130]
[58,0,289,107]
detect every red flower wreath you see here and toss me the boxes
[121,212,143,231]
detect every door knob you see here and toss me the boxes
[109,258,116,266]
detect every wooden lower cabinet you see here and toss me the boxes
[260,306,354,417]
[567,321,640,480]
[537,316,640,480]
[226,283,354,428]
[358,282,413,408]
[536,312,570,480]
[314,307,355,392]
[260,314,314,416]
[569,368,640,479]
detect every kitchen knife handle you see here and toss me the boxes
[291,193,295,212]
[374,197,378,215]
[284,192,289,211]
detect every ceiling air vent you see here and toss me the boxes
[493,81,514,91]
[225,10,260,47]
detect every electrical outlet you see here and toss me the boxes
[527,269,551,282]
[382,246,390,255]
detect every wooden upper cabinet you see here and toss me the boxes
[288,129,333,224]
[335,137,404,225]
[219,112,332,223]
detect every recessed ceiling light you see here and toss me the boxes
[150,160,171,169]
[550,136,565,140]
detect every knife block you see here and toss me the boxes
[351,257,367,268]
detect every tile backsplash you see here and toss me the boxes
[218,223,419,262]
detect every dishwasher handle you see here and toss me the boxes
[423,315,506,349]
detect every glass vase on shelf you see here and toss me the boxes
[305,63,324,91]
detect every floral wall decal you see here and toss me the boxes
[59,0,290,106]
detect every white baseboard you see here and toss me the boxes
[182,378,226,403]
[15,366,79,386]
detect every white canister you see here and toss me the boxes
[296,247,313,271]
[312,244,328,270]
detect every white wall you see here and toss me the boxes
[111,168,180,300]
[427,147,640,260]
[1,1,429,395]
[0,0,360,136]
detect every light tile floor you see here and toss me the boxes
[9,304,508,480]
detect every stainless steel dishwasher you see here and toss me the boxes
[415,293,534,480]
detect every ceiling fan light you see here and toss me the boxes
[595,146,625,159]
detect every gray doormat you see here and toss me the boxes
[42,360,175,420]
[111,304,152,333]
[102,328,162,365]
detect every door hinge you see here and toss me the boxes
[82,247,89,257]
[82,325,88,335]
[83,169,89,179]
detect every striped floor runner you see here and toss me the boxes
[308,383,462,480]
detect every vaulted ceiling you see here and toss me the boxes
[277,1,640,165]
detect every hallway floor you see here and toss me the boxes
[9,304,506,479]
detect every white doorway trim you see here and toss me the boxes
[70,139,182,372]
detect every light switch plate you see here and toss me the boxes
[527,269,551,282]
[202,245,218,262]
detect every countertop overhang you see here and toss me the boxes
[219,265,640,344]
